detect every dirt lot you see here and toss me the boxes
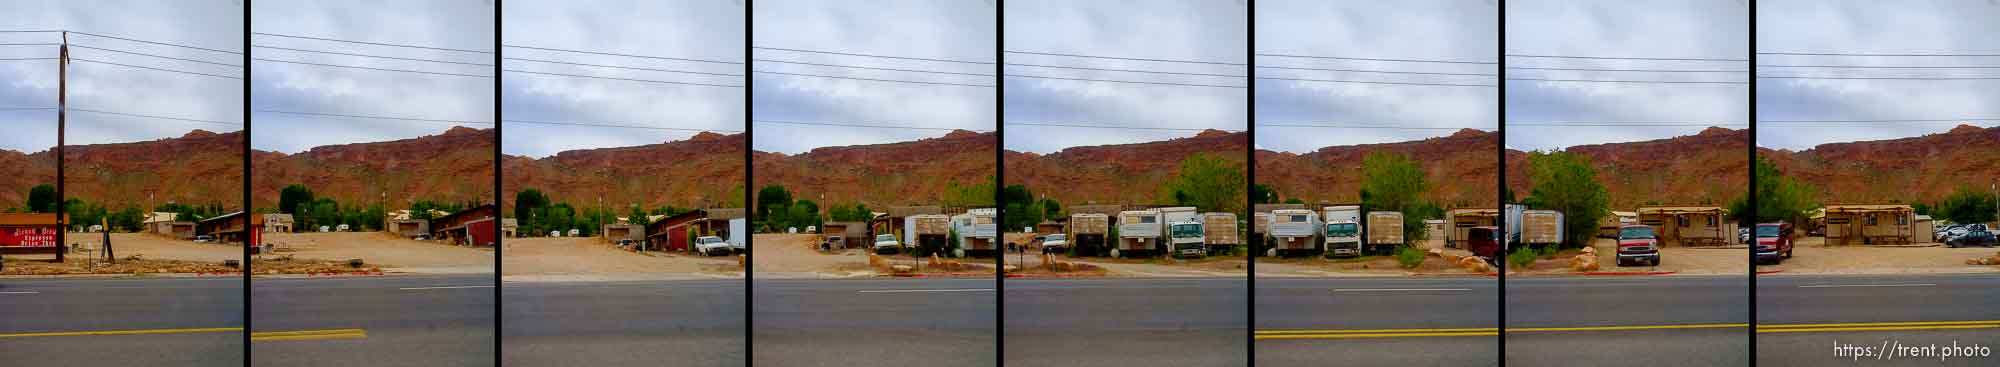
[1253,240,1485,277]
[502,237,740,281]
[753,233,991,278]
[0,233,241,276]
[1756,236,2000,275]
[1510,238,1747,275]
[1001,232,1245,277]
[257,232,492,274]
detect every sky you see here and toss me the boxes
[1253,0,1497,154]
[1003,0,1248,154]
[501,0,744,158]
[250,0,494,154]
[1504,0,1749,152]
[750,0,995,155]
[1756,0,2000,151]
[0,0,244,152]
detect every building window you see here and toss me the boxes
[1706,216,1716,226]
[1865,215,1877,226]
[1895,215,1907,225]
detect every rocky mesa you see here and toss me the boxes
[252,126,495,209]
[1760,124,2000,204]
[752,130,996,208]
[1255,129,1498,208]
[502,132,745,209]
[0,130,240,210]
[1006,130,1247,207]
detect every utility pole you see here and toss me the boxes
[55,31,67,263]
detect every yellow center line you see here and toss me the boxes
[1258,320,2000,339]
[250,328,369,342]
[1760,320,2000,329]
[1257,331,1498,340]
[1258,327,1498,335]
[0,327,242,338]
[1508,323,1748,332]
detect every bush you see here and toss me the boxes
[1394,246,1426,269]
[1507,249,1539,271]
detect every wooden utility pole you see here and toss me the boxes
[55,31,67,263]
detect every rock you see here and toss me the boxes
[890,265,914,273]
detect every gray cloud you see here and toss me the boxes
[750,0,996,154]
[1755,0,2000,150]
[250,0,493,154]
[500,0,744,158]
[1504,0,1749,151]
[1002,0,1246,153]
[0,0,244,152]
[1253,0,1497,153]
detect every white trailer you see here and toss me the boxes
[1267,209,1320,257]
[1520,209,1565,248]
[1115,209,1164,258]
[907,214,952,256]
[951,208,998,257]
[1364,211,1405,254]
[1322,205,1362,257]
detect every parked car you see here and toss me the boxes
[1615,225,1661,267]
[1946,229,1996,248]
[873,234,902,254]
[695,236,731,256]
[1040,234,1069,254]
[819,235,843,251]
[1754,223,1794,265]
[1465,226,1501,266]
[1738,227,1750,245]
[1941,226,1971,242]
[193,235,214,243]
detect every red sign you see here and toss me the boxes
[0,226,59,247]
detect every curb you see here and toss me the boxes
[1755,269,1785,275]
[1577,271,1677,276]
[1003,272,1107,278]
[886,272,991,278]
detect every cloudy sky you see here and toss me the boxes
[1505,0,1749,152]
[502,0,743,158]
[251,0,493,154]
[0,0,243,152]
[750,0,995,155]
[1254,0,1496,154]
[1003,0,1246,154]
[1756,0,2000,151]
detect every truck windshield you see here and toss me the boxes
[1620,227,1655,239]
[1325,223,1358,236]
[1756,225,1782,237]
[1170,224,1203,238]
[876,235,895,242]
[1047,234,1065,241]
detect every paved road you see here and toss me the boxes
[754,278,996,366]
[1756,274,2000,367]
[1507,275,1749,366]
[503,279,744,367]
[0,277,244,367]
[1255,277,1497,366]
[1007,277,1247,367]
[251,274,494,367]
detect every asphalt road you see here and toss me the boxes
[1255,277,1497,366]
[250,274,494,367]
[754,278,996,367]
[1506,275,1750,367]
[0,277,244,367]
[1007,277,1248,367]
[1756,274,2000,367]
[502,279,744,367]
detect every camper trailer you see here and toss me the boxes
[1364,211,1404,254]
[1266,209,1319,257]
[1202,212,1238,255]
[951,208,998,257]
[1115,209,1164,258]
[906,214,951,256]
[1067,213,1110,256]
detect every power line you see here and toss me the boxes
[1009,73,1244,88]
[1759,51,2000,57]
[1506,77,1746,85]
[1258,64,1496,76]
[508,44,744,64]
[506,69,744,88]
[503,118,743,133]
[71,31,242,55]
[1007,122,1239,132]
[1006,50,1245,66]
[256,44,494,66]
[1256,52,1497,65]
[758,46,992,65]
[0,107,57,111]
[754,59,992,77]
[1758,64,2000,69]
[69,44,242,67]
[509,57,743,77]
[1258,123,1488,131]
[757,70,995,87]
[753,119,989,132]
[0,57,58,61]
[72,58,243,80]
[1008,62,1246,78]
[1508,66,1746,73]
[0,43,60,46]
[253,32,490,54]
[1757,75,2000,81]
[68,107,239,126]
[254,58,493,78]
[255,109,494,125]
[1255,76,1495,87]
[0,30,62,33]
[1504,54,1744,62]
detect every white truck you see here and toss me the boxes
[1322,205,1362,258]
[951,208,998,257]
[694,236,730,256]
[1364,211,1405,254]
[727,217,747,254]
[1267,209,1320,257]
[1160,207,1205,258]
[1115,209,1164,258]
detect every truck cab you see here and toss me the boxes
[1324,221,1361,257]
[1754,222,1794,264]
[1168,220,1206,258]
[1615,225,1661,267]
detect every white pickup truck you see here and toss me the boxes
[872,234,902,254]
[695,236,731,256]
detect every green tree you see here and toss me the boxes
[1730,156,1819,226]
[1360,152,1433,242]
[943,176,997,207]
[1000,184,1042,229]
[1250,183,1277,205]
[756,185,793,220]
[25,184,56,213]
[1159,152,1245,212]
[278,184,315,215]
[1524,152,1610,248]
[514,189,549,234]
[1040,198,1063,220]
[1935,187,1998,224]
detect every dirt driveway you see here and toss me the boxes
[750,234,884,278]
[0,233,240,276]
[1756,236,2000,275]
[502,237,739,281]
[1512,238,1747,275]
[1253,240,1483,277]
[259,232,491,274]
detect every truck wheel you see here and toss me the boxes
[1110,249,1122,258]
